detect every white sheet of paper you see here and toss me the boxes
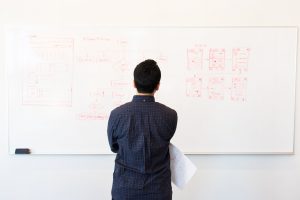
[169,143,197,189]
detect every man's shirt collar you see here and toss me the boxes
[132,95,155,102]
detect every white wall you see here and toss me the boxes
[0,0,299,199]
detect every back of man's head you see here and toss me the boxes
[134,59,161,94]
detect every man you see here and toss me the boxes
[107,59,178,200]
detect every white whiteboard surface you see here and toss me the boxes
[6,27,297,154]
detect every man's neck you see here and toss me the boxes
[136,92,155,96]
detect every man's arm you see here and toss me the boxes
[107,111,119,153]
[166,109,178,141]
[171,111,178,138]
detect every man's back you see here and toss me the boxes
[108,95,177,200]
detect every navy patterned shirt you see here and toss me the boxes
[107,95,177,200]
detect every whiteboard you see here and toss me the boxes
[6,27,297,154]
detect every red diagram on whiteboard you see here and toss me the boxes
[78,88,110,120]
[111,80,131,107]
[186,76,202,97]
[28,36,74,61]
[187,47,203,70]
[209,48,225,71]
[231,77,247,101]
[184,46,250,102]
[78,79,131,120]
[112,39,130,72]
[22,36,74,107]
[76,36,130,72]
[207,77,225,100]
[76,36,112,64]
[232,48,250,73]
[111,80,130,88]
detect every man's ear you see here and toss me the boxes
[155,82,160,91]
[133,80,136,89]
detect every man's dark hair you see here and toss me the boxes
[134,59,161,93]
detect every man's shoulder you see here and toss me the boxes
[110,102,132,115]
[155,102,177,116]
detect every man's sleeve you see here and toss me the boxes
[107,111,119,153]
[168,110,178,140]
[172,111,178,136]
